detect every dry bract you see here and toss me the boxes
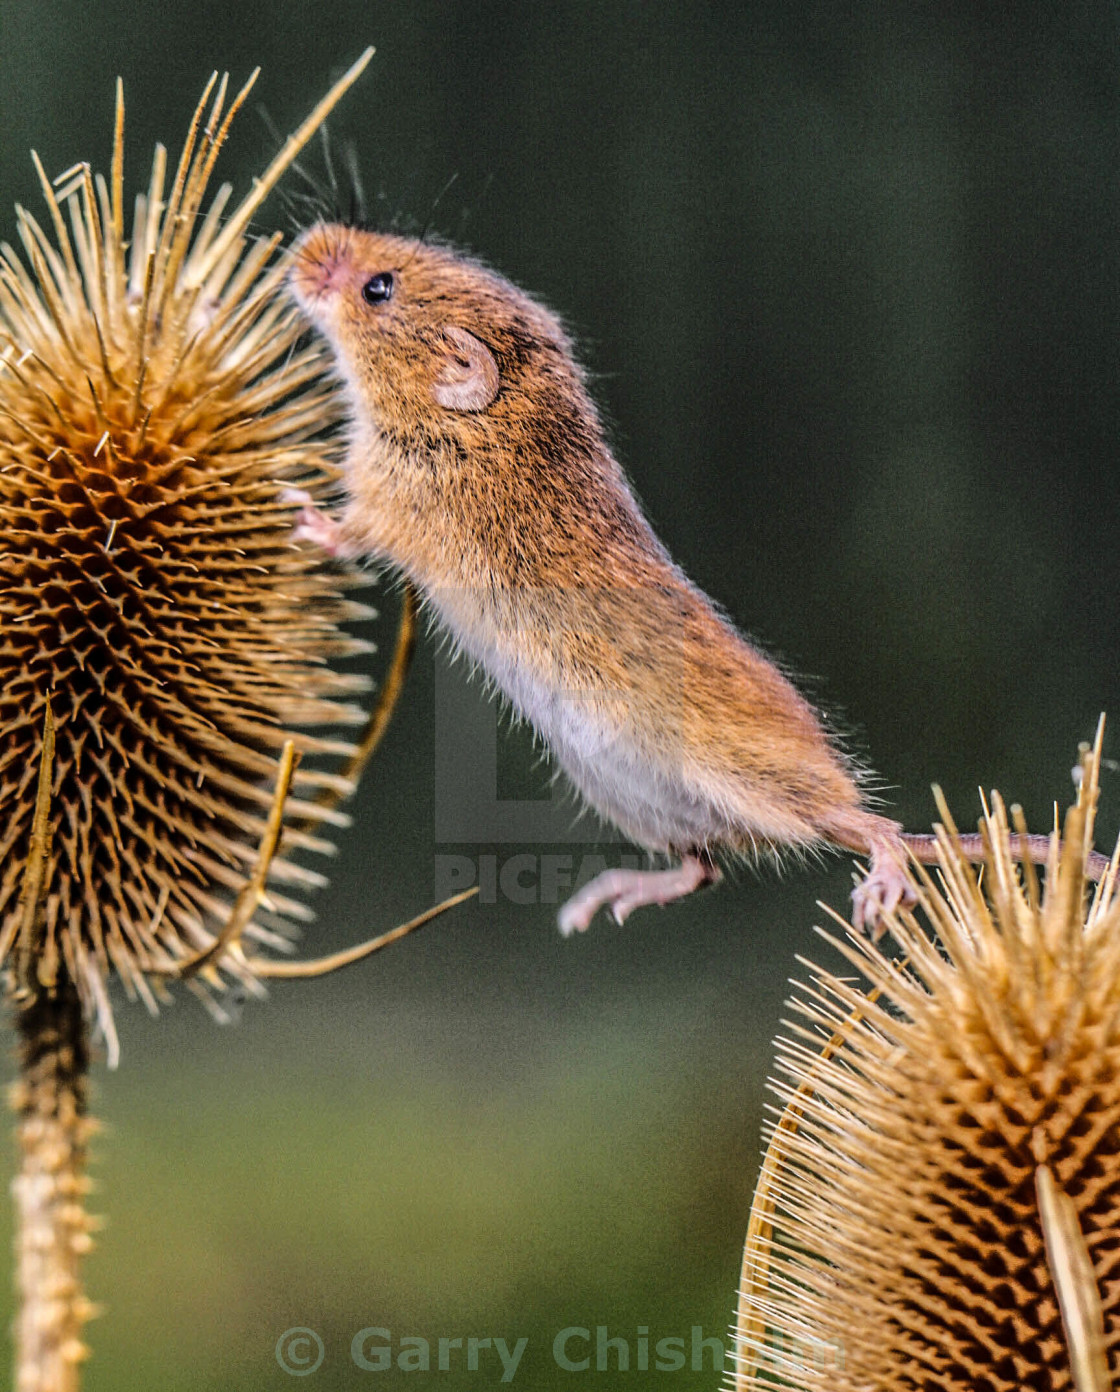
[0,58,376,1030]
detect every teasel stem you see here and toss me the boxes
[9,705,98,1392]
[12,975,95,1392]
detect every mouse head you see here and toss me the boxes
[289,223,581,446]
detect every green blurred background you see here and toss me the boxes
[2,1,1119,1386]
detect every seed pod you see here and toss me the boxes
[0,59,375,1028]
[735,734,1120,1391]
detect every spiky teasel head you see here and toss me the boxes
[0,55,376,1030]
[734,727,1120,1392]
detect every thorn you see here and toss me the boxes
[52,161,86,187]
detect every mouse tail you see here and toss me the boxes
[901,831,1110,883]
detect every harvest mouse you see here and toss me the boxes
[286,223,1097,936]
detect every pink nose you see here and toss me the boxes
[289,227,354,309]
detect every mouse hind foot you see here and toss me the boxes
[557,852,721,937]
[820,809,918,938]
[850,846,917,937]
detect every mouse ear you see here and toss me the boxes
[432,326,500,411]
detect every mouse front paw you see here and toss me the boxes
[283,488,353,558]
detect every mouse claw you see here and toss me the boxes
[557,900,593,938]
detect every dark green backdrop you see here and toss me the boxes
[1,2,1118,1387]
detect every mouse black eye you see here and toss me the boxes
[361,272,394,305]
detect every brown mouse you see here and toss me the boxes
[285,223,1101,935]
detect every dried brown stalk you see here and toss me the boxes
[12,976,96,1392]
[9,706,96,1392]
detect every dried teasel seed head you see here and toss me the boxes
[0,56,375,1029]
[734,727,1120,1392]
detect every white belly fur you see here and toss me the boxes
[427,589,794,856]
